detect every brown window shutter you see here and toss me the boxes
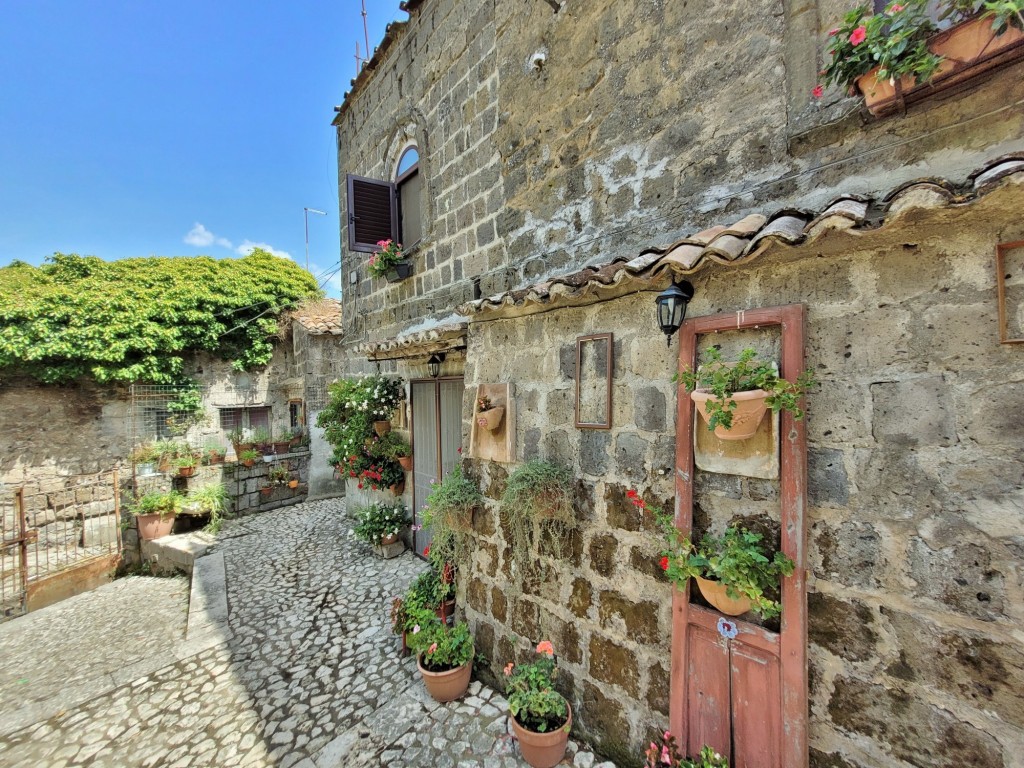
[347,174,398,253]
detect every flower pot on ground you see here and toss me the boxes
[505,642,572,768]
[260,485,274,497]
[132,491,183,541]
[352,501,409,547]
[676,347,814,441]
[406,609,474,703]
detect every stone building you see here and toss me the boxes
[331,1,1024,766]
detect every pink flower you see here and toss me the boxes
[827,27,840,36]
[504,662,514,676]
[661,744,671,764]
[412,624,420,634]
[849,26,866,45]
[812,85,823,99]
[888,3,904,12]
[536,640,554,657]
[428,642,438,654]
[377,239,391,247]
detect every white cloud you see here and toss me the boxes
[236,240,293,260]
[184,223,233,250]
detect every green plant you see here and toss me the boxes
[390,596,409,635]
[650,491,795,619]
[941,0,1024,31]
[269,465,290,485]
[0,250,319,384]
[239,448,260,462]
[368,431,412,460]
[675,347,814,432]
[204,445,225,461]
[818,1,943,95]
[166,385,208,437]
[250,427,272,447]
[316,375,403,468]
[421,465,483,568]
[367,239,406,279]
[505,642,569,734]
[133,491,183,518]
[187,484,229,533]
[227,427,247,445]
[352,501,409,544]
[131,443,159,463]
[644,733,729,768]
[176,455,197,469]
[405,568,454,613]
[356,459,404,491]
[405,609,474,671]
[500,460,575,582]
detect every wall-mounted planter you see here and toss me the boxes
[385,261,413,283]
[694,576,753,616]
[468,383,515,463]
[476,406,505,431]
[858,16,1024,116]
[691,389,769,441]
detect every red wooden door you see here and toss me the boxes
[670,304,808,768]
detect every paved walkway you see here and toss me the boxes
[0,499,615,768]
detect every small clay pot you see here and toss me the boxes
[694,576,753,616]
[417,655,472,703]
[476,406,505,431]
[397,455,413,471]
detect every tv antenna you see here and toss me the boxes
[355,0,371,76]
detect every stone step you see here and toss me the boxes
[140,531,213,576]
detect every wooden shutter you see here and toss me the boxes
[347,174,397,253]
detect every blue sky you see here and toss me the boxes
[0,1,404,297]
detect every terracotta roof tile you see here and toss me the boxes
[460,154,1024,321]
[293,299,344,335]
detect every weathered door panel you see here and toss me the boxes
[731,642,783,768]
[686,624,731,759]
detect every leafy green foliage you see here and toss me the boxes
[352,501,409,544]
[186,483,229,534]
[819,1,942,93]
[941,0,1024,32]
[366,239,405,279]
[421,464,483,568]
[499,460,576,584]
[506,646,569,734]
[405,609,474,671]
[0,250,319,383]
[133,491,183,518]
[657,507,795,619]
[316,375,403,466]
[404,568,454,613]
[367,431,412,460]
[675,347,815,432]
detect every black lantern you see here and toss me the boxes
[655,280,694,346]
[427,353,444,378]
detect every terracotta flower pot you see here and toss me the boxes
[417,655,472,702]
[242,459,255,468]
[694,576,753,616]
[511,702,572,768]
[476,406,505,431]
[691,388,769,441]
[260,487,274,497]
[273,441,290,455]
[136,513,175,541]
[930,15,1024,67]
[373,420,392,437]
[397,455,413,471]
[208,454,224,465]
[232,442,254,458]
[389,480,406,496]
[855,68,916,115]
[288,479,299,489]
[381,532,399,546]
[177,466,195,478]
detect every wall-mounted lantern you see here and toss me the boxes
[427,353,444,378]
[655,280,695,346]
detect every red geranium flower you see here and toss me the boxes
[812,85,823,99]
[423,545,430,556]
[660,556,670,571]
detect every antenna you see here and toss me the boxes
[361,0,370,69]
[355,42,362,76]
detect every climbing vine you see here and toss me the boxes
[0,250,320,383]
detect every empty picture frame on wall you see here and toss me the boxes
[576,333,612,429]
[997,241,1024,343]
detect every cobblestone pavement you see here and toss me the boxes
[0,499,616,768]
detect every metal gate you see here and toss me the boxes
[1,471,122,621]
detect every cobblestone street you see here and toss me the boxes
[0,500,613,768]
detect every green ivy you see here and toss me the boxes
[0,249,320,383]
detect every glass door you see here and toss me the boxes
[411,377,463,556]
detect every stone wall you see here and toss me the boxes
[458,197,1024,766]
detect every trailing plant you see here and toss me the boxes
[0,250,319,384]
[644,733,729,768]
[405,608,474,671]
[166,385,207,437]
[675,347,814,432]
[133,491,183,518]
[647,489,795,619]
[500,460,575,582]
[367,239,406,279]
[187,483,229,534]
[367,431,412,460]
[352,501,409,544]
[269,465,290,485]
[504,641,569,734]
[817,1,942,95]
[421,464,483,568]
[316,375,403,467]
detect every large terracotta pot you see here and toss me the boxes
[511,702,572,768]
[694,576,753,616]
[930,15,1024,66]
[137,513,175,541]
[417,655,472,702]
[476,406,505,431]
[691,388,769,441]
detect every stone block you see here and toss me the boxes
[598,591,660,644]
[467,577,488,613]
[613,433,648,478]
[870,377,956,447]
[579,430,610,475]
[907,537,1005,621]
[604,483,660,533]
[588,634,640,698]
[646,661,670,716]
[828,677,1002,768]
[812,521,883,589]
[580,681,631,749]
[588,534,618,578]
[81,516,118,548]
[808,447,849,507]
[569,577,593,619]
[371,540,406,560]
[963,380,1024,446]
[807,592,877,662]
[490,586,507,623]
[634,386,667,432]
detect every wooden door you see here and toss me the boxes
[411,377,463,557]
[670,305,808,768]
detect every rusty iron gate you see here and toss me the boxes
[1,471,122,621]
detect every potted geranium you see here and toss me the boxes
[644,491,795,619]
[676,347,814,441]
[406,609,474,702]
[352,501,409,546]
[367,239,412,283]
[818,1,943,112]
[133,490,183,541]
[505,641,572,768]
[643,732,729,768]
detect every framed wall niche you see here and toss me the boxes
[575,333,612,430]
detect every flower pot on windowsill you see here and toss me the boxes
[691,389,769,441]
[397,455,413,471]
[855,68,917,115]
[930,15,1024,69]
[511,703,572,768]
[384,261,413,283]
[694,576,753,617]
[476,406,505,431]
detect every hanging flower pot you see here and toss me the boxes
[373,420,392,437]
[389,479,406,496]
[694,576,753,616]
[691,389,769,441]
[397,454,413,471]
[384,260,414,283]
[511,703,572,768]
[476,406,505,431]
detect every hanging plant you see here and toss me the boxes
[500,460,576,583]
[421,464,483,570]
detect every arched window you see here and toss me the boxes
[396,146,422,246]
